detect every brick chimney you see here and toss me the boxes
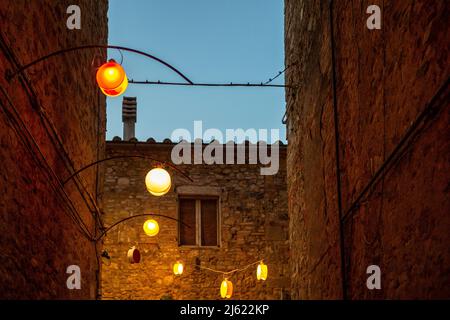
[122,96,137,141]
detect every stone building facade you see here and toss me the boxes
[0,1,108,299]
[100,140,289,300]
[284,0,449,299]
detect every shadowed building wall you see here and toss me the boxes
[285,0,449,299]
[0,0,108,299]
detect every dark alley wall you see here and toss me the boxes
[285,0,449,299]
[0,1,108,299]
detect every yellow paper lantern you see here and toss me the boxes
[145,168,171,196]
[257,261,268,281]
[143,219,159,237]
[173,261,184,275]
[96,60,128,97]
[220,278,233,299]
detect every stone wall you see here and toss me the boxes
[100,141,289,300]
[285,0,449,299]
[0,1,108,299]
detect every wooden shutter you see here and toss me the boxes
[179,198,196,245]
[201,199,218,246]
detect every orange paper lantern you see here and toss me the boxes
[96,60,128,97]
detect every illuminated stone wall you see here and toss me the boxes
[100,141,289,300]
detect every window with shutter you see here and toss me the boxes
[178,197,219,247]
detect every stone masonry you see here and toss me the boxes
[100,140,289,300]
[285,0,449,299]
[0,1,108,299]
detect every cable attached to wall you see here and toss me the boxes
[341,75,450,222]
[0,88,94,241]
[328,0,348,300]
[264,62,297,85]
[5,41,296,90]
[0,31,107,227]
[0,31,102,241]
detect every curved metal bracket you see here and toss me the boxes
[6,44,193,84]
[62,155,193,185]
[95,213,191,242]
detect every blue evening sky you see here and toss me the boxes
[107,0,286,143]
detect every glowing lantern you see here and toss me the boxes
[96,60,128,97]
[220,278,233,299]
[143,219,159,237]
[257,261,268,281]
[145,168,171,196]
[173,261,184,275]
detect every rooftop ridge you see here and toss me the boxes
[107,137,287,146]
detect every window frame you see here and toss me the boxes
[177,195,221,248]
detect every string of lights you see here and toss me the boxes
[195,260,263,276]
[99,208,269,299]
[103,246,269,299]
[176,259,269,299]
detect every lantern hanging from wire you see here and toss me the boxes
[96,59,128,97]
[173,261,184,275]
[143,219,159,237]
[145,167,171,196]
[220,278,233,299]
[256,261,268,281]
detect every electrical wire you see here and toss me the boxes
[0,31,104,234]
[341,75,450,222]
[0,32,101,241]
[117,49,124,65]
[329,0,348,300]
[195,260,263,276]
[128,80,293,88]
[62,155,194,185]
[5,41,297,89]
[263,62,297,85]
[39,108,103,219]
[6,44,193,85]
[95,213,192,242]
[0,87,94,241]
